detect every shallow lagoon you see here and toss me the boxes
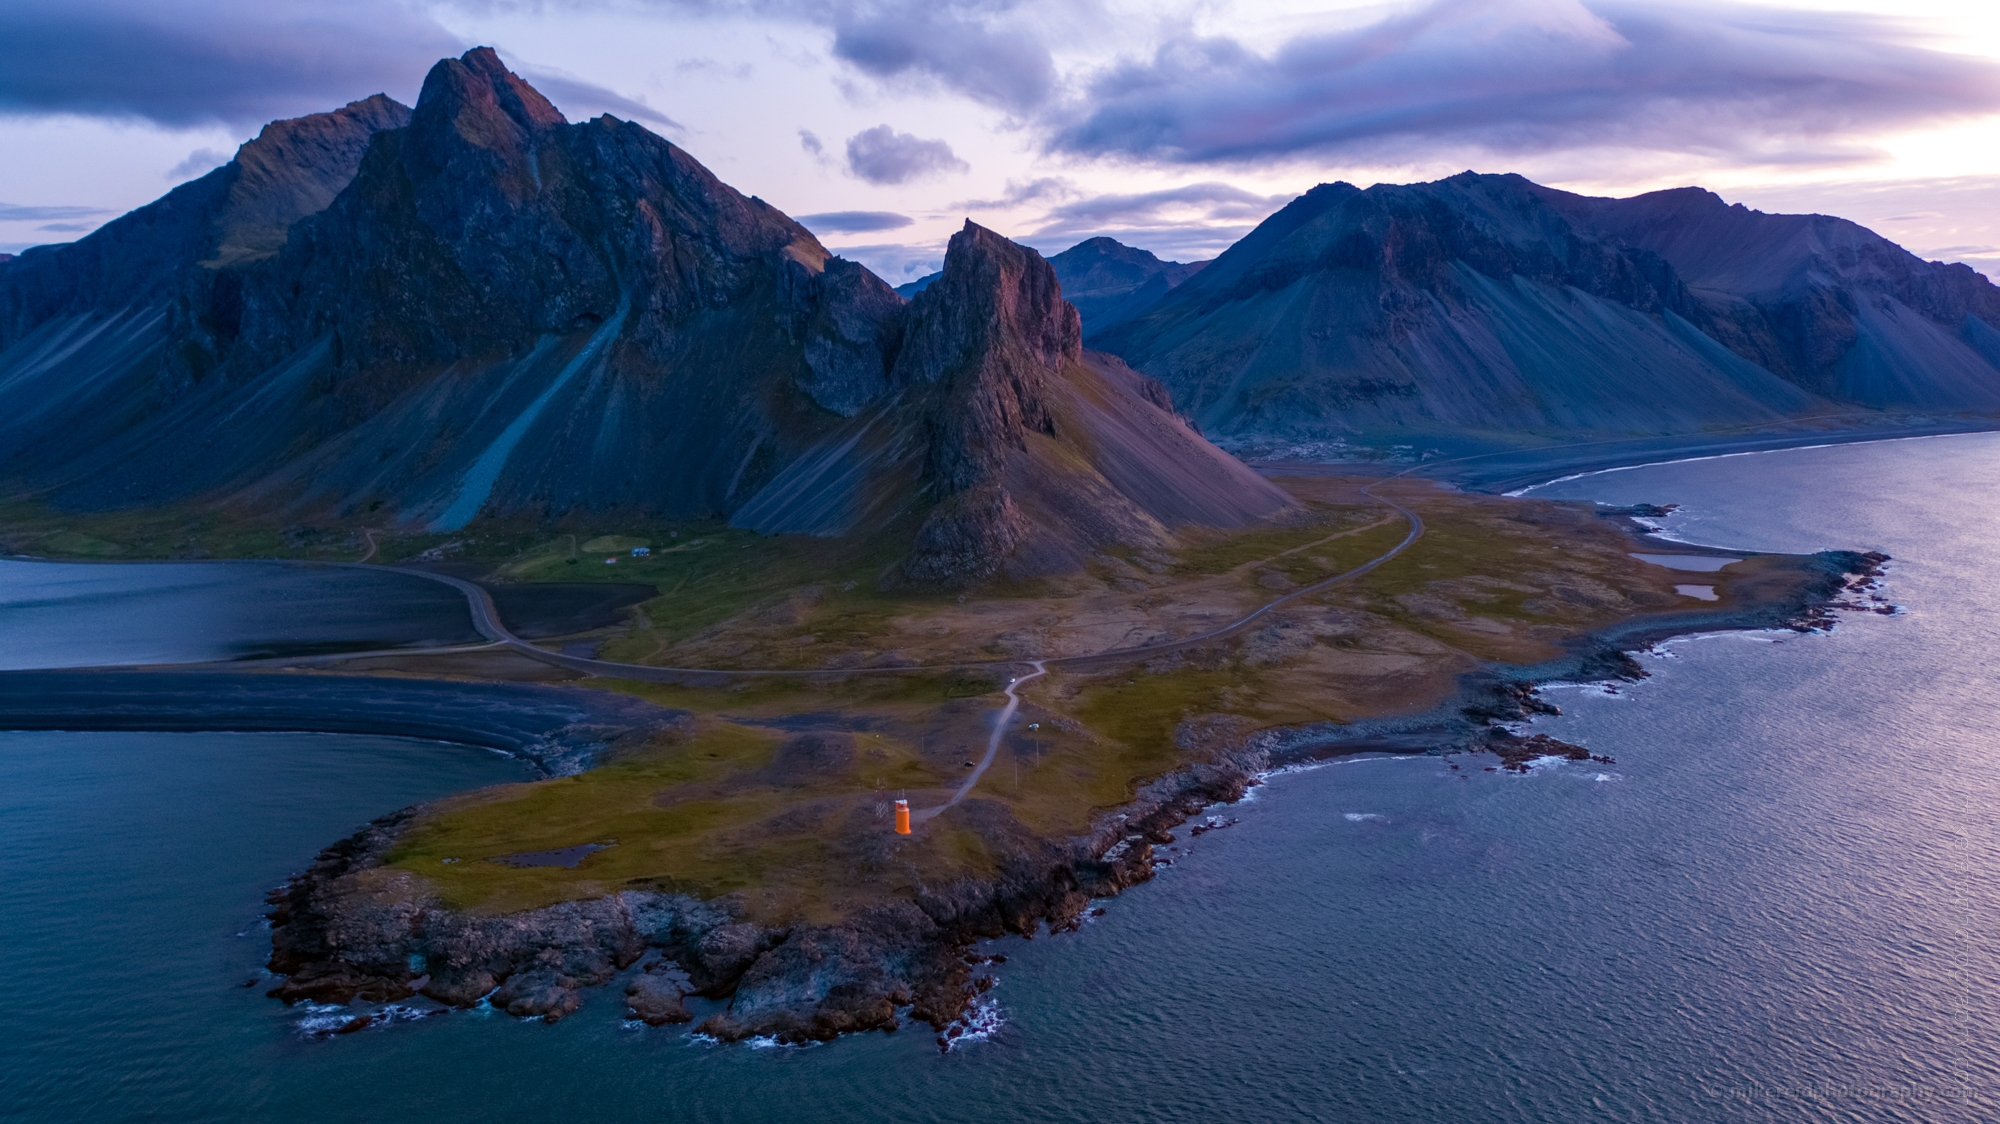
[4,433,1998,1122]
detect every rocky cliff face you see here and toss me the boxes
[1094,172,2000,444]
[732,222,1297,586]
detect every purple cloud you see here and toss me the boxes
[845,125,969,185]
[1022,182,1289,260]
[830,1,1057,114]
[0,1,686,136]
[515,68,685,133]
[0,203,111,221]
[1051,0,2000,166]
[796,210,915,233]
[633,0,1064,113]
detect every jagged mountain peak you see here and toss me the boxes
[895,221,1078,496]
[403,48,570,205]
[2,59,1292,590]
[733,223,1295,585]
[421,47,567,137]
[886,222,1292,584]
[906,221,1081,375]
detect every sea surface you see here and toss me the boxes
[3,433,1998,1122]
[0,559,477,669]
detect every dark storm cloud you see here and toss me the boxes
[795,210,915,233]
[0,0,461,127]
[1051,0,2000,166]
[845,125,970,185]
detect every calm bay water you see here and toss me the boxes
[3,433,1997,1122]
[0,560,477,669]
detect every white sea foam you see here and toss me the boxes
[941,996,1004,1051]
[1256,753,1422,786]
[294,1001,439,1038]
[294,1002,353,1037]
[1343,812,1387,822]
[1538,681,1627,698]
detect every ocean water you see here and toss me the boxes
[3,432,1998,1122]
[0,560,478,669]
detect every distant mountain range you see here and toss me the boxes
[4,51,1998,573]
[1091,173,2000,445]
[0,49,1287,584]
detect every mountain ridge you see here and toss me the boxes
[1092,172,2000,445]
[0,49,1288,587]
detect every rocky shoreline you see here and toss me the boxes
[261,545,1890,1045]
[264,742,1248,1044]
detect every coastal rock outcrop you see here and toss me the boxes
[260,730,1269,1041]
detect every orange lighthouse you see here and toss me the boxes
[894,799,911,835]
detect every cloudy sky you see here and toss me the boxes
[6,0,2000,282]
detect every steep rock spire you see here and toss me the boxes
[894,223,1082,585]
[894,221,1081,495]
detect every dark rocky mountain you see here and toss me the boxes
[1047,237,1207,339]
[0,93,411,369]
[1538,185,2000,409]
[0,49,1287,583]
[1093,172,2000,444]
[734,221,1295,584]
[899,238,1209,339]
